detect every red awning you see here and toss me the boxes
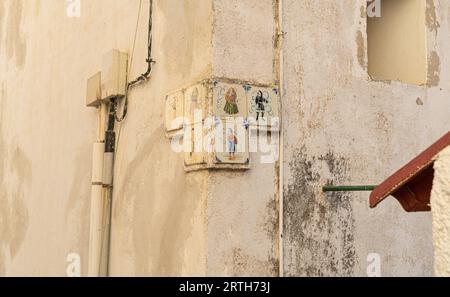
[369,131,450,212]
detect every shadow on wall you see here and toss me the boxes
[112,125,204,276]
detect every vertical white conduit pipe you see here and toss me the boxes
[88,102,108,277]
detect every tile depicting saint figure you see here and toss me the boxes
[184,126,206,166]
[214,121,249,165]
[246,86,280,128]
[184,83,207,125]
[212,81,248,119]
[165,89,184,132]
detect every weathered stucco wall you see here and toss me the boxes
[282,0,450,276]
[0,0,278,277]
[206,0,279,276]
[1,0,97,276]
[431,146,450,277]
[2,0,449,277]
[0,0,213,276]
[108,0,213,277]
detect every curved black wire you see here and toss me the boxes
[116,0,154,122]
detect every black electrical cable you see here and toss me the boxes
[115,0,154,122]
[128,0,154,87]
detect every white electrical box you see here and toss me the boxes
[101,49,128,100]
[86,72,102,107]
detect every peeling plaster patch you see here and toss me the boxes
[360,4,366,19]
[284,147,356,276]
[427,51,440,87]
[426,0,440,34]
[5,0,27,69]
[356,30,367,70]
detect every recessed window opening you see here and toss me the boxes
[367,0,427,85]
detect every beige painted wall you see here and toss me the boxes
[107,0,213,277]
[0,0,214,276]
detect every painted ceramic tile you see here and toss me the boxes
[165,89,184,132]
[246,86,280,128]
[214,120,249,165]
[184,125,206,166]
[212,81,247,119]
[184,83,207,125]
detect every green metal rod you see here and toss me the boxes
[322,185,378,192]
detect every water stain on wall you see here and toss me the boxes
[0,148,31,276]
[261,198,279,275]
[222,195,279,276]
[360,3,366,19]
[112,127,164,275]
[283,146,356,276]
[113,125,201,275]
[64,149,91,274]
[225,246,277,277]
[427,51,441,87]
[356,30,367,70]
[0,84,30,275]
[5,0,27,69]
[426,0,440,34]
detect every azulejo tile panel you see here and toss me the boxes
[164,78,280,171]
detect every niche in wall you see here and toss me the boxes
[367,0,427,85]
